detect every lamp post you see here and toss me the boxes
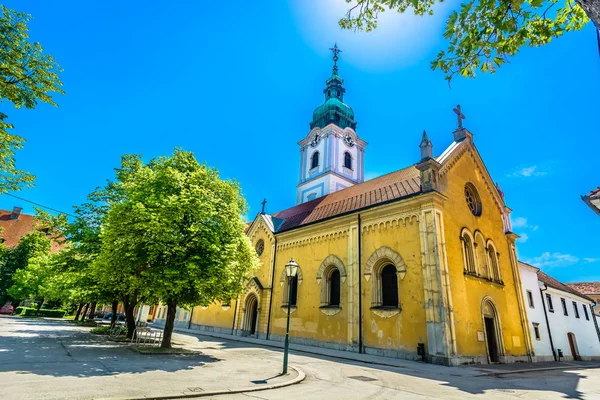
[282,258,299,375]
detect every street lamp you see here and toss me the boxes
[282,258,299,375]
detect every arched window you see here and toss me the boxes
[474,231,488,278]
[329,269,341,306]
[344,152,352,170]
[461,230,476,275]
[381,265,398,307]
[487,242,501,282]
[255,239,264,256]
[311,152,319,169]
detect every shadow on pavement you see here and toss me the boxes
[0,316,218,379]
[178,330,592,400]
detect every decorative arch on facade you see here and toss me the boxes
[364,246,406,310]
[474,230,489,278]
[316,255,346,309]
[316,255,347,283]
[481,296,506,359]
[460,228,477,275]
[237,278,263,335]
[364,246,406,281]
[486,239,502,282]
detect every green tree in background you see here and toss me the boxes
[340,0,593,82]
[97,149,258,348]
[0,5,64,193]
[0,231,51,307]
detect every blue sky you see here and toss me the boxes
[2,1,599,282]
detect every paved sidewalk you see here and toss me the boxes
[0,316,303,400]
[170,324,600,378]
[473,360,600,376]
[168,325,479,377]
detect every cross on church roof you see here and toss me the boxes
[261,198,267,214]
[453,104,466,130]
[329,43,342,67]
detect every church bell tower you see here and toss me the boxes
[296,44,367,204]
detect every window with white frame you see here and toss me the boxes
[546,293,554,312]
[533,323,541,340]
[527,290,535,308]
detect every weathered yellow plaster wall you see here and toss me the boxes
[191,300,237,330]
[269,217,352,347]
[359,206,427,354]
[442,150,527,359]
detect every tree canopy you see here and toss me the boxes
[340,0,594,82]
[96,149,258,347]
[0,5,64,193]
[0,230,51,305]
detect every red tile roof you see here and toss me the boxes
[565,282,600,296]
[0,209,62,252]
[272,165,421,232]
[586,187,600,199]
[537,270,594,303]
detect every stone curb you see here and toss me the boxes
[94,365,306,400]
[477,364,600,377]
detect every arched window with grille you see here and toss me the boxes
[311,152,319,169]
[344,152,352,170]
[461,229,477,275]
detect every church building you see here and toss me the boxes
[158,46,535,366]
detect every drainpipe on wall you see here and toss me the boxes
[539,282,557,361]
[266,236,278,340]
[358,214,363,354]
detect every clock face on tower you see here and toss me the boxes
[343,132,354,147]
[310,133,321,148]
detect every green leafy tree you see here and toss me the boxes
[97,149,258,348]
[340,0,594,82]
[0,5,64,193]
[7,252,53,307]
[0,231,51,306]
[36,183,126,326]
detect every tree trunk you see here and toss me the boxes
[87,302,97,321]
[74,303,84,320]
[80,303,89,321]
[576,0,600,30]
[161,300,177,349]
[110,300,118,329]
[11,300,20,309]
[36,300,44,311]
[124,292,138,339]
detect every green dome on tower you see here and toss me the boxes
[309,44,357,130]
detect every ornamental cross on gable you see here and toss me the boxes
[453,104,466,129]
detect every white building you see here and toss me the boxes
[519,262,600,362]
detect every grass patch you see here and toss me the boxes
[90,326,113,335]
[72,320,99,327]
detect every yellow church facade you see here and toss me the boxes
[181,50,533,366]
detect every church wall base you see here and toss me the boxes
[268,332,356,352]
[363,346,422,362]
[188,322,233,336]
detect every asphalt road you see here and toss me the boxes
[2,316,600,400]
